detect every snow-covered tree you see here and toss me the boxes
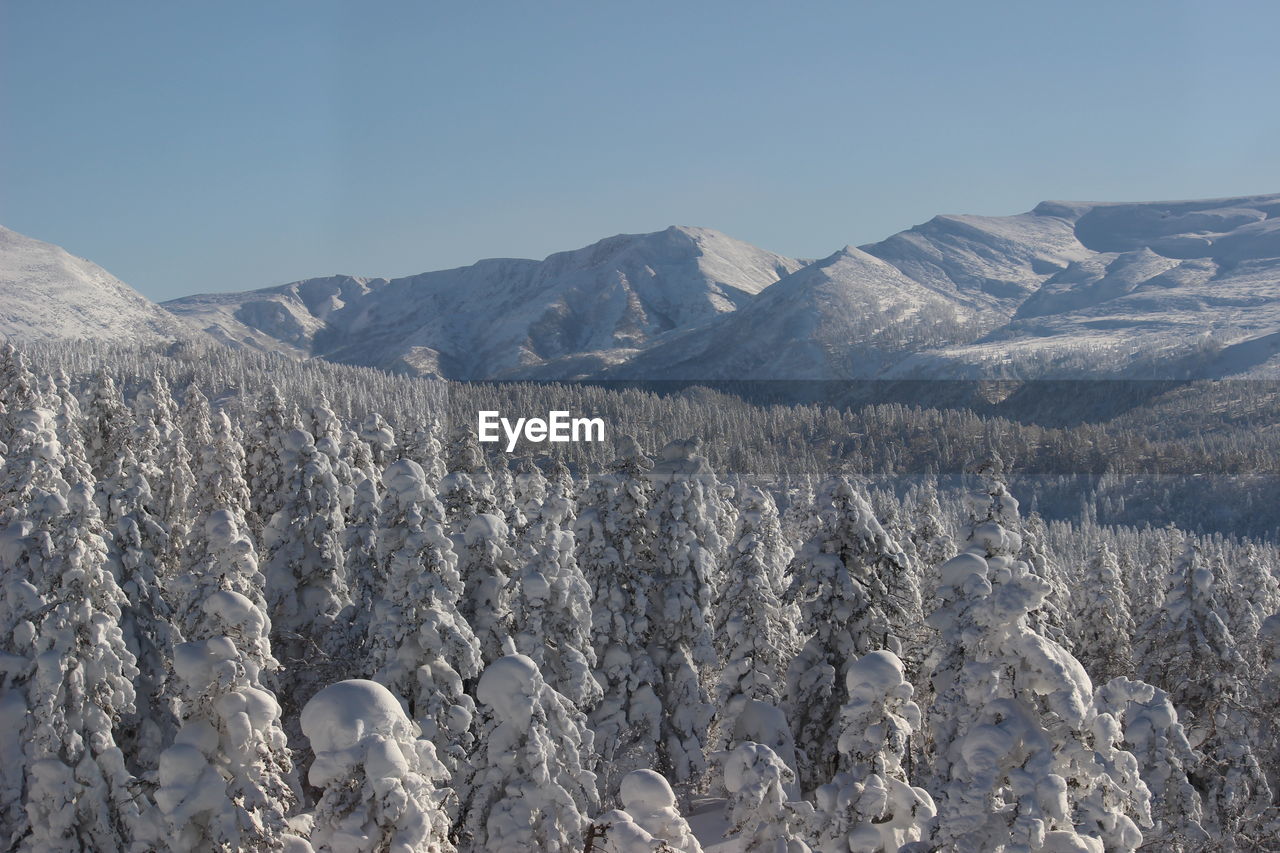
[1071,545,1135,684]
[456,655,597,852]
[644,438,725,797]
[509,513,602,710]
[245,384,301,536]
[367,459,481,771]
[156,591,298,852]
[263,428,354,693]
[925,476,1150,852]
[723,742,808,853]
[302,679,454,853]
[784,477,914,792]
[602,770,703,853]
[807,651,934,853]
[576,437,663,802]
[359,412,398,471]
[5,408,153,851]
[82,369,131,480]
[132,374,196,572]
[99,446,181,776]
[713,485,798,749]
[438,430,498,524]
[456,511,517,666]
[1094,677,1209,850]
[1135,541,1272,839]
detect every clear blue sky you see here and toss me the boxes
[2,1,1278,301]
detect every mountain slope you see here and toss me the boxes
[164,226,804,378]
[0,226,198,345]
[159,191,1280,383]
[889,194,1280,378]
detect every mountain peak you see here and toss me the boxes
[0,225,201,345]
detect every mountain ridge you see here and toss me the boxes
[5,191,1280,382]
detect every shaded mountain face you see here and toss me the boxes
[0,226,200,346]
[163,226,804,378]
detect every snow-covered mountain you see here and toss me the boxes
[886,194,1280,378]
[0,226,198,345]
[615,193,1280,381]
[164,226,804,378]
[166,193,1280,382]
[11,193,1279,382]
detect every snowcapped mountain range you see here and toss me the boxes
[5,192,1280,380]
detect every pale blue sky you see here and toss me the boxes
[2,1,1277,300]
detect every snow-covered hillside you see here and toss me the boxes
[885,194,1280,378]
[0,226,199,345]
[164,226,804,378]
[161,193,1280,382]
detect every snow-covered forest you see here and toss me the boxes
[1,339,1278,852]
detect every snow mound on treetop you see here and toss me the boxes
[846,650,911,697]
[620,769,678,810]
[300,679,415,755]
[476,654,541,727]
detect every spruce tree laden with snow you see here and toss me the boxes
[807,651,934,853]
[263,427,355,695]
[784,477,913,793]
[456,654,597,853]
[925,475,1150,852]
[509,513,602,711]
[575,436,663,804]
[302,680,455,853]
[99,446,181,776]
[1071,545,1135,684]
[644,438,725,799]
[367,459,481,772]
[713,485,798,750]
[1135,541,1273,840]
[722,742,809,853]
[4,407,152,851]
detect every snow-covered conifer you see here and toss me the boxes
[438,429,498,523]
[713,485,798,749]
[1072,545,1135,684]
[509,513,602,710]
[156,595,298,852]
[723,742,808,853]
[609,770,703,853]
[7,409,153,851]
[302,680,454,853]
[82,369,131,480]
[925,475,1150,852]
[263,428,354,693]
[807,651,934,853]
[456,654,597,852]
[245,384,302,536]
[644,438,725,796]
[1094,677,1209,850]
[1135,541,1272,839]
[99,446,181,775]
[359,412,398,470]
[132,374,196,572]
[457,511,517,666]
[367,459,481,771]
[575,437,663,802]
[784,477,914,792]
